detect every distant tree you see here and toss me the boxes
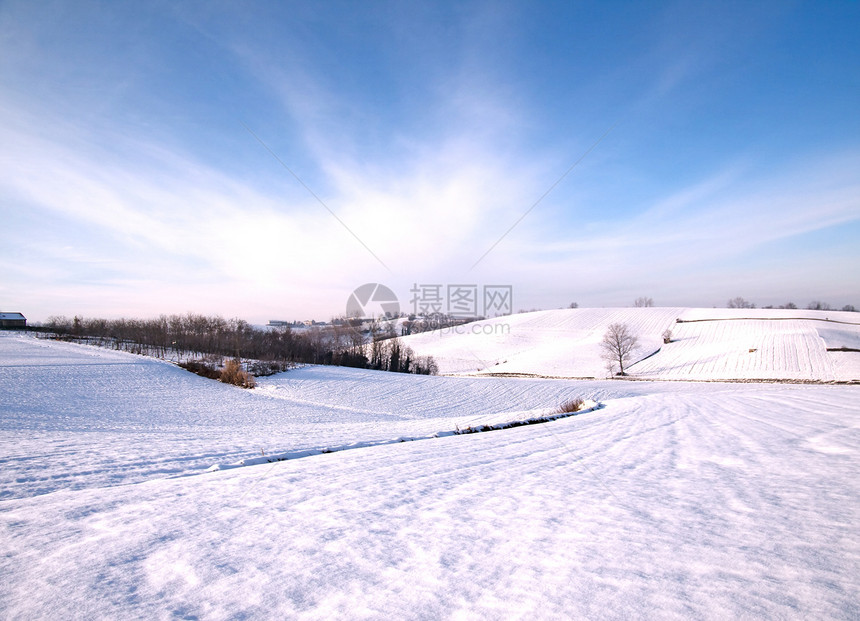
[412,355,438,375]
[807,301,832,311]
[601,323,639,376]
[45,315,72,334]
[727,297,755,309]
[842,305,857,312]
[781,302,797,309]
[569,302,579,309]
[634,297,654,308]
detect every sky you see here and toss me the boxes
[1,0,858,323]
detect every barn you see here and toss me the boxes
[0,312,27,329]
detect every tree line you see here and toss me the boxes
[42,313,437,375]
[727,298,857,311]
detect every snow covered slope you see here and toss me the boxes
[402,307,860,381]
[636,310,860,382]
[1,332,858,619]
[0,333,644,499]
[402,307,683,377]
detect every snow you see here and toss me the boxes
[633,319,835,381]
[2,331,859,619]
[402,307,683,377]
[402,307,860,381]
[817,325,860,350]
[0,334,620,499]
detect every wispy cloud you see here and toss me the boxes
[0,76,550,318]
[2,1,858,319]
[495,151,860,305]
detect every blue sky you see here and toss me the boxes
[1,0,858,322]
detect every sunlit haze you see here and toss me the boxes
[1,1,858,322]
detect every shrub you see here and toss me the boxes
[220,359,256,388]
[556,397,585,414]
[247,360,292,376]
[179,360,221,379]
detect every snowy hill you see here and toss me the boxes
[2,331,859,618]
[402,307,860,381]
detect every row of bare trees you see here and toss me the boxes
[630,297,856,311]
[399,314,482,336]
[42,314,437,375]
[728,298,857,311]
[368,335,438,375]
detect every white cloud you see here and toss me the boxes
[2,2,858,320]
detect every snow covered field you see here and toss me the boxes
[0,334,613,500]
[1,332,859,619]
[403,307,860,382]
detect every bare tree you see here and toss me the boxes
[569,302,579,309]
[601,323,639,376]
[842,305,857,312]
[807,301,832,311]
[634,297,654,307]
[727,297,755,309]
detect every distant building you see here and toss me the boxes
[0,312,26,329]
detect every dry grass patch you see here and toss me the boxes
[556,397,585,414]
[220,359,256,388]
